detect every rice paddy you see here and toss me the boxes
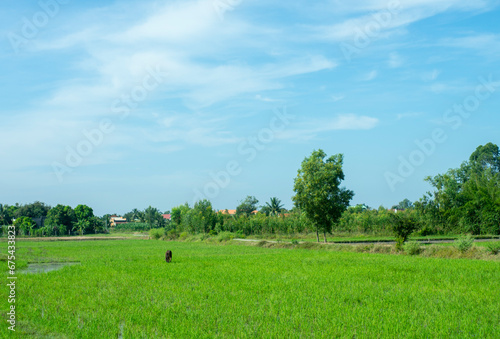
[2,239,499,338]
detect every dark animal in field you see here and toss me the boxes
[165,250,172,263]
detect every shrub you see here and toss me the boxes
[454,234,474,253]
[485,242,500,255]
[165,229,179,240]
[216,232,235,242]
[404,241,422,255]
[389,212,419,251]
[149,228,164,240]
[291,239,299,245]
[179,232,188,240]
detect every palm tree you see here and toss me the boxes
[263,197,284,216]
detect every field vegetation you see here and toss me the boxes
[2,239,499,338]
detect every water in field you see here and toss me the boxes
[19,262,81,274]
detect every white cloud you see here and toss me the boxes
[313,0,493,43]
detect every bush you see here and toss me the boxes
[149,228,164,240]
[216,232,235,242]
[454,234,474,253]
[389,212,419,251]
[179,232,188,240]
[291,239,299,245]
[485,242,500,255]
[404,241,422,255]
[165,229,179,240]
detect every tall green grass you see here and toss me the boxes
[2,240,499,338]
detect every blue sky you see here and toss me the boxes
[1,0,500,216]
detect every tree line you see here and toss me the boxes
[2,143,499,241]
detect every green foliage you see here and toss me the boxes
[260,197,285,216]
[392,198,414,210]
[0,204,13,225]
[236,196,259,216]
[14,201,51,219]
[45,205,76,235]
[485,242,500,255]
[144,206,165,229]
[454,234,475,253]
[149,228,164,240]
[403,241,422,255]
[216,231,235,242]
[12,240,500,338]
[114,222,150,232]
[14,216,35,235]
[293,149,354,242]
[420,142,500,235]
[389,211,419,250]
[165,229,179,240]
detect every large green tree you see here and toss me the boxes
[14,201,51,219]
[293,149,354,242]
[236,196,259,216]
[420,142,500,234]
[45,204,76,236]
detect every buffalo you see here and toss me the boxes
[165,250,172,263]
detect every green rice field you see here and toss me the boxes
[2,239,499,338]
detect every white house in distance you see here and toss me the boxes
[110,215,127,227]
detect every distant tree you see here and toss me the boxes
[236,196,259,216]
[45,205,76,235]
[74,205,97,234]
[72,219,88,236]
[14,216,35,236]
[0,204,13,225]
[293,149,354,243]
[260,197,285,216]
[101,214,111,232]
[192,199,217,233]
[14,201,51,219]
[391,198,413,210]
[171,203,190,228]
[144,206,164,229]
[423,142,500,235]
[350,204,370,213]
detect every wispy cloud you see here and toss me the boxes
[277,114,379,141]
[442,33,500,57]
[421,69,441,82]
[397,112,423,120]
[361,70,378,81]
[388,52,403,68]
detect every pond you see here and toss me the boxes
[19,262,81,274]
